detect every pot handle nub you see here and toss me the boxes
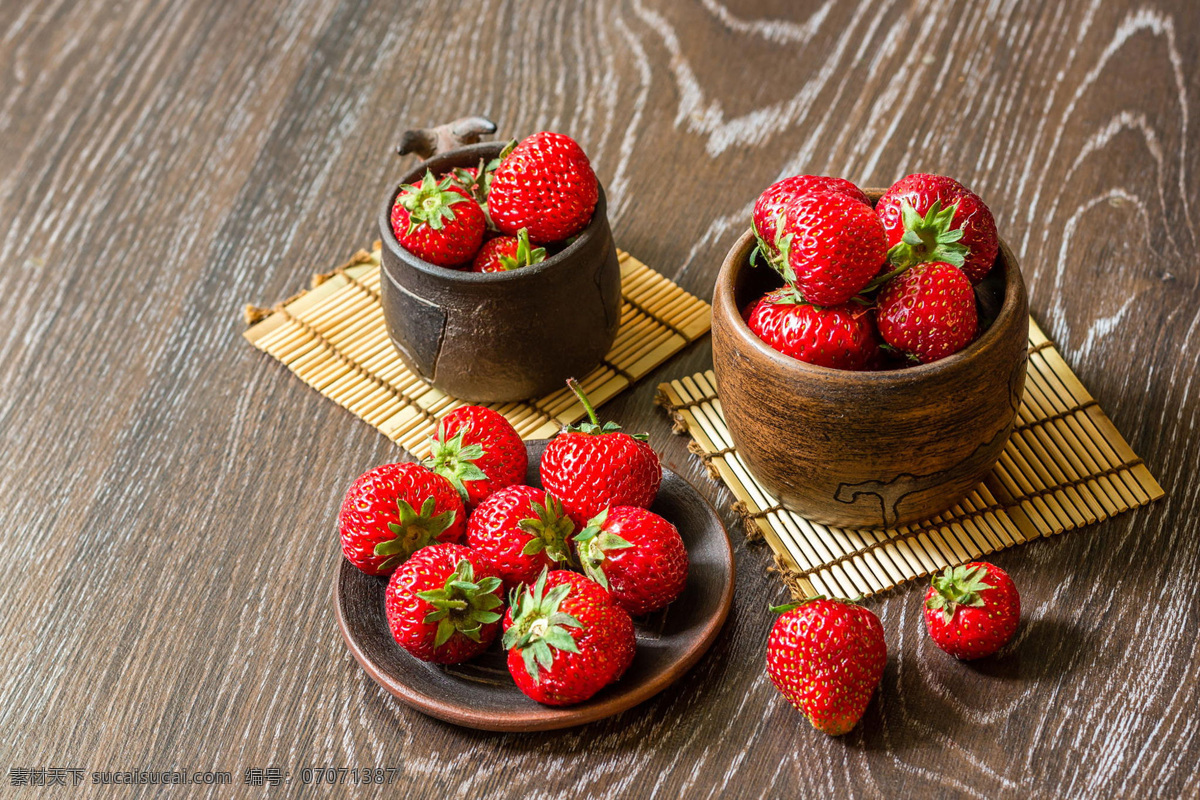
[396,116,497,159]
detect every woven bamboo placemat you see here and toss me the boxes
[244,244,711,455]
[656,318,1164,600]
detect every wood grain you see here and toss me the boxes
[0,0,1197,797]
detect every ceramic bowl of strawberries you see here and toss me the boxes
[711,174,1028,529]
[332,384,734,731]
[378,124,622,403]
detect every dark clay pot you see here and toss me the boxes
[711,189,1029,529]
[378,142,622,403]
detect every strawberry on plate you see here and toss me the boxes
[540,379,661,527]
[423,405,527,509]
[924,562,1020,660]
[339,462,466,576]
[574,506,688,616]
[502,569,635,706]
[766,597,886,736]
[747,286,880,370]
[385,543,503,664]
[470,228,547,273]
[467,485,576,591]
[753,175,870,263]
[487,132,598,244]
[876,261,977,364]
[390,170,486,267]
[875,173,998,283]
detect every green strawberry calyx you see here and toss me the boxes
[498,228,547,271]
[417,558,503,647]
[561,378,649,441]
[501,569,583,683]
[373,496,457,571]
[397,170,468,235]
[517,496,577,566]
[886,199,968,270]
[573,509,634,590]
[770,593,864,614]
[422,421,489,503]
[448,158,492,204]
[925,564,992,624]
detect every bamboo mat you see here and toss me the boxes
[244,244,711,455]
[656,318,1164,600]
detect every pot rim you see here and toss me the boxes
[715,225,1026,385]
[378,140,608,283]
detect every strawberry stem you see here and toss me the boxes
[566,378,600,427]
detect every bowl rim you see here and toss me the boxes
[378,140,608,284]
[715,214,1026,385]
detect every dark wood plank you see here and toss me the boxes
[0,0,1196,797]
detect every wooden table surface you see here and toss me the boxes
[3,1,1197,797]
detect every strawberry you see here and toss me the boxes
[540,379,661,527]
[338,462,466,576]
[467,485,576,590]
[385,543,503,664]
[875,173,998,283]
[423,405,527,509]
[753,175,870,261]
[443,163,489,204]
[766,191,888,306]
[766,597,886,736]
[924,562,1020,660]
[502,569,635,705]
[747,286,880,370]
[574,506,688,616]
[390,170,486,267]
[470,228,547,273]
[487,132,598,243]
[876,261,977,364]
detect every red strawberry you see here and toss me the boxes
[423,406,527,509]
[338,462,466,576]
[487,132,598,243]
[875,173,998,283]
[876,261,977,364]
[574,506,688,616]
[470,228,547,273]
[467,485,576,590]
[768,191,888,306]
[747,286,880,370]
[924,562,1020,660]
[502,569,635,705]
[390,170,486,267]
[540,379,661,527]
[766,597,887,736]
[753,175,870,261]
[385,543,503,664]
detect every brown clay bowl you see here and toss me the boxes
[711,189,1028,529]
[334,439,735,732]
[378,142,622,403]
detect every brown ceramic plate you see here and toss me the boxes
[334,439,735,732]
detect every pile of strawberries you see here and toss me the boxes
[390,131,598,273]
[747,173,999,369]
[766,561,1021,735]
[338,381,689,706]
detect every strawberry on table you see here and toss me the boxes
[747,286,880,370]
[574,506,688,616]
[876,261,978,364]
[540,379,662,527]
[423,405,527,509]
[875,173,998,283]
[753,175,870,262]
[503,569,635,706]
[487,132,598,243]
[467,485,576,591]
[470,228,547,273]
[338,462,466,576]
[385,543,504,664]
[390,170,486,267]
[766,597,886,736]
[924,562,1020,660]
